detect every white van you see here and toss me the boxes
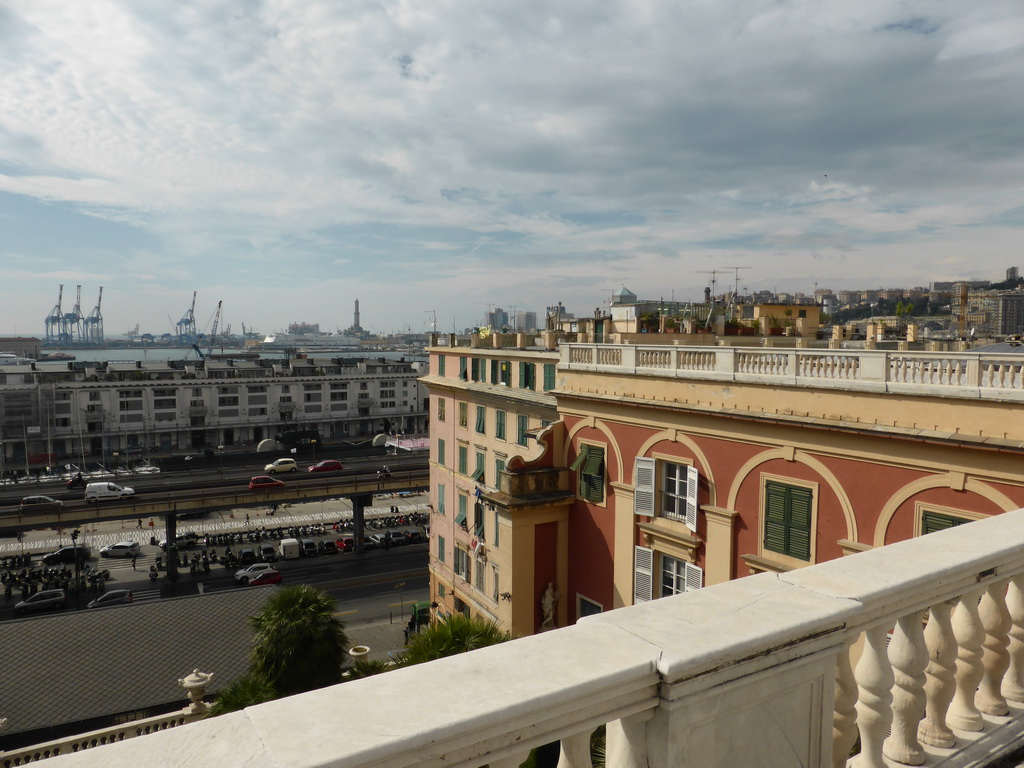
[84,482,135,503]
[278,537,301,560]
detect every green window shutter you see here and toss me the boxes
[543,363,556,391]
[474,502,485,536]
[437,483,445,515]
[459,357,467,379]
[763,482,789,555]
[570,446,588,471]
[519,362,526,388]
[787,487,813,560]
[455,495,467,525]
[437,438,445,466]
[490,359,499,383]
[458,445,467,474]
[495,410,506,439]
[495,458,506,475]
[475,406,486,433]
[438,356,446,376]
[493,509,500,547]
[582,449,603,476]
[922,511,969,534]
[438,535,445,563]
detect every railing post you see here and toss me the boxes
[978,579,1012,715]
[884,611,927,765]
[606,712,650,768]
[948,588,986,731]
[832,641,858,768]
[557,729,593,768]
[1003,575,1024,701]
[919,600,957,748]
[854,625,894,768]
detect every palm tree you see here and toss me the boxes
[250,584,349,697]
[400,612,513,666]
[207,673,275,716]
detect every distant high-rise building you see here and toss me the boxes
[1008,267,1020,281]
[515,311,538,331]
[288,322,320,334]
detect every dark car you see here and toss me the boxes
[19,495,64,513]
[321,540,338,554]
[238,548,257,565]
[87,589,134,609]
[249,475,285,490]
[308,459,344,473]
[404,531,425,545]
[15,589,68,615]
[41,545,91,566]
[258,544,278,562]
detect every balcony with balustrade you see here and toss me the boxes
[27,507,1024,768]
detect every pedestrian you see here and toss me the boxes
[131,555,137,570]
[136,518,142,529]
[246,513,250,523]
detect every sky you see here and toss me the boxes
[1,1,1023,339]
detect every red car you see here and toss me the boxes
[249,475,285,490]
[308,459,344,473]
[336,537,355,552]
[249,569,283,586]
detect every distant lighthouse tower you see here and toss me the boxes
[353,299,361,331]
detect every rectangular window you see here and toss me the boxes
[543,363,556,391]
[475,554,486,590]
[456,494,468,527]
[437,483,446,515]
[458,445,468,475]
[764,481,813,561]
[438,355,446,377]
[459,357,468,380]
[437,438,446,466]
[519,362,536,390]
[459,402,468,428]
[472,451,485,483]
[662,463,688,522]
[475,405,486,434]
[471,358,484,382]
[495,410,506,440]
[500,360,512,386]
[454,547,471,581]
[491,564,500,602]
[922,510,970,534]
[490,359,499,384]
[660,554,703,597]
[438,535,446,563]
[572,445,605,503]
[516,414,529,446]
[493,508,501,546]
[473,500,485,537]
[437,398,446,422]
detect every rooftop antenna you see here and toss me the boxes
[424,310,437,333]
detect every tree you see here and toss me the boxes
[206,673,275,716]
[399,612,513,666]
[251,584,350,697]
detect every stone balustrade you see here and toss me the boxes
[33,508,1024,767]
[562,343,1024,401]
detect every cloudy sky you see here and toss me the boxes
[1,1,1022,338]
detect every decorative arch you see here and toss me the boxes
[727,447,858,543]
[634,429,718,506]
[872,476,1020,546]
[565,417,624,483]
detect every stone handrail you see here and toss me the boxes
[562,343,1024,400]
[35,508,1024,768]
[1,709,200,766]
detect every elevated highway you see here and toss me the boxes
[0,455,429,535]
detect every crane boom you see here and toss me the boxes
[207,300,223,356]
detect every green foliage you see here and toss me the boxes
[346,658,392,680]
[399,613,513,666]
[207,673,275,716]
[250,584,350,697]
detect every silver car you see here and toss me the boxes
[100,541,141,558]
[15,589,68,616]
[234,563,277,584]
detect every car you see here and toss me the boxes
[264,458,298,474]
[100,541,141,558]
[249,475,285,490]
[84,482,135,503]
[159,532,200,551]
[41,545,92,566]
[19,495,64,513]
[238,548,257,565]
[15,589,68,615]
[87,589,134,608]
[248,569,283,586]
[336,537,355,553]
[234,562,277,584]
[258,544,278,562]
[321,540,338,554]
[385,531,408,547]
[404,531,425,545]
[308,459,344,473]
[299,538,318,557]
[367,533,387,548]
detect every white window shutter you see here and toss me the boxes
[684,561,703,592]
[634,457,655,516]
[685,465,699,532]
[634,545,654,603]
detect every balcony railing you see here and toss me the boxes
[37,507,1024,768]
[563,343,1024,401]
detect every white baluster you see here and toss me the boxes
[606,712,650,768]
[1003,575,1024,701]
[556,729,592,768]
[948,588,985,731]
[884,611,928,765]
[854,626,893,768]
[919,601,957,748]
[833,642,858,768]
[978,580,1011,715]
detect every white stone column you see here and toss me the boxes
[978,580,1011,715]
[832,642,858,768]
[854,625,894,768]
[919,601,957,748]
[605,713,650,768]
[948,588,986,731]
[1002,575,1024,701]
[556,729,592,768]
[884,611,927,765]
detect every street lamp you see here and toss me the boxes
[70,528,82,610]
[395,581,406,622]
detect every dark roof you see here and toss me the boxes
[2,588,274,736]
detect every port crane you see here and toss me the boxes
[192,300,223,360]
[176,291,198,345]
[83,287,104,345]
